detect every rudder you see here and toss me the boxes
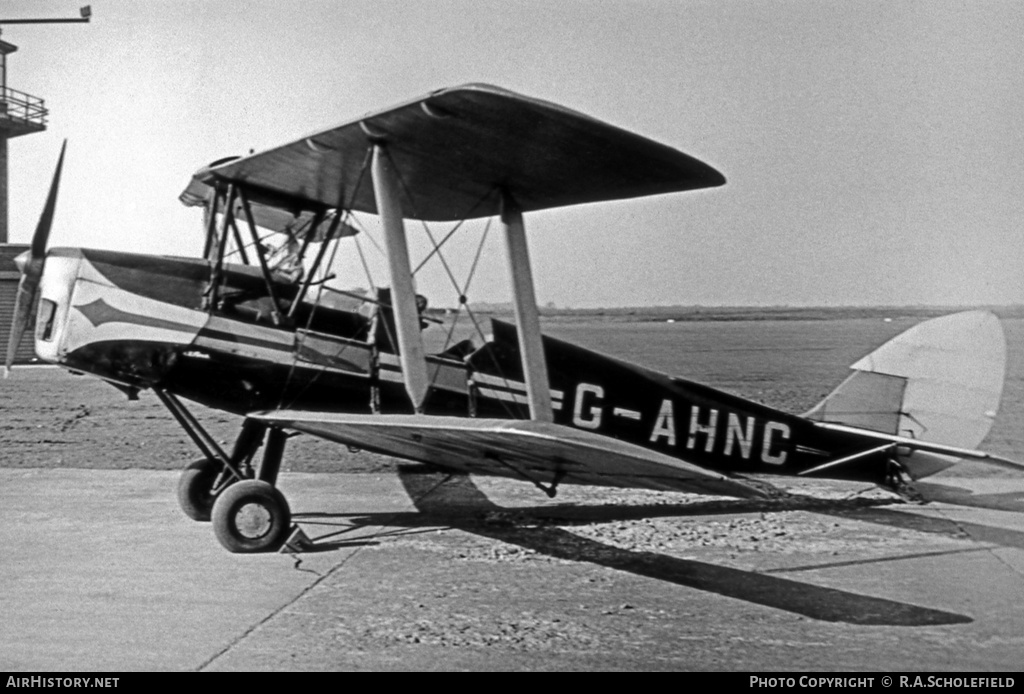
[805,311,1007,455]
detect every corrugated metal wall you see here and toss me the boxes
[0,244,38,364]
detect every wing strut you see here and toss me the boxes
[202,187,220,262]
[500,192,553,422]
[371,144,430,412]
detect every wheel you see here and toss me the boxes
[177,458,226,522]
[211,480,291,553]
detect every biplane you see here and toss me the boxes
[6,84,1019,553]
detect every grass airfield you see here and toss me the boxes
[1,307,1022,671]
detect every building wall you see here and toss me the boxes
[0,243,38,364]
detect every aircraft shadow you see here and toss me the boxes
[477,492,896,523]
[293,468,971,627]
[915,481,1024,514]
[831,503,1024,553]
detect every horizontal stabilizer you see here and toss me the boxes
[809,421,1024,476]
[249,412,773,499]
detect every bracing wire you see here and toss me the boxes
[274,147,532,421]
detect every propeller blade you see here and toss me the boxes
[32,140,67,259]
[5,142,67,376]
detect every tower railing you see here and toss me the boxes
[0,86,47,129]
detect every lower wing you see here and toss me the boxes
[249,412,775,499]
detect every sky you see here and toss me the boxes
[3,0,1022,308]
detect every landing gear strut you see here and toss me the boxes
[157,389,259,520]
[156,389,294,551]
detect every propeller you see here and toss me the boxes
[5,141,67,377]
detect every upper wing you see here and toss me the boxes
[182,83,726,221]
[249,412,772,499]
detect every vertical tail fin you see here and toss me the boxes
[806,311,1006,458]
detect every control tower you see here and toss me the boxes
[0,8,89,363]
[0,36,45,363]
[0,36,47,243]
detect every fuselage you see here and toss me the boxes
[33,247,888,483]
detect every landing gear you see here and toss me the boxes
[177,458,224,521]
[164,402,266,522]
[211,480,292,553]
[156,388,297,552]
[211,427,291,552]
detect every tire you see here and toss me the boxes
[211,480,291,553]
[177,458,223,522]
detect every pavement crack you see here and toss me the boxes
[194,483,442,672]
[932,505,1024,581]
[194,542,372,672]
